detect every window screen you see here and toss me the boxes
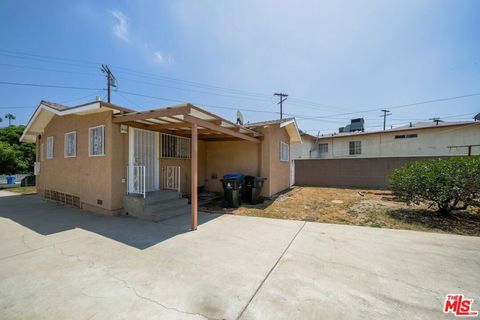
[64,131,77,158]
[280,141,289,161]
[89,125,105,156]
[46,136,54,159]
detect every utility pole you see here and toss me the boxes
[380,109,391,131]
[429,117,442,125]
[101,65,117,103]
[274,93,288,120]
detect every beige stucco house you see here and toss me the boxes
[20,100,301,229]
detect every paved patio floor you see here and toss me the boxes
[0,194,479,319]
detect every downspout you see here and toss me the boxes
[310,130,320,158]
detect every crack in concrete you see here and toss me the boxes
[0,237,80,261]
[235,221,307,320]
[80,290,109,300]
[110,274,219,320]
[52,244,219,320]
[21,233,35,250]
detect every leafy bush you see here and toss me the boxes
[0,125,36,174]
[389,157,480,213]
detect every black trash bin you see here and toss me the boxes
[220,174,245,208]
[244,176,267,204]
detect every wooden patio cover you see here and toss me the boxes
[113,103,262,230]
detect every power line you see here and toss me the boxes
[0,80,103,91]
[0,79,286,116]
[295,92,480,121]
[0,60,277,105]
[0,91,104,109]
[0,49,273,99]
[0,79,478,126]
[117,90,283,115]
[0,62,101,77]
[2,49,478,118]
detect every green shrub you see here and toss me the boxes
[389,157,480,213]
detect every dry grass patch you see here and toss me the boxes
[4,186,37,195]
[201,187,480,236]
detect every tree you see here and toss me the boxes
[389,157,480,214]
[4,113,16,126]
[0,125,36,174]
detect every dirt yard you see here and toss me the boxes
[200,187,480,237]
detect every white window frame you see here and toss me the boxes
[280,141,290,162]
[64,131,77,158]
[89,125,105,157]
[46,136,54,159]
[349,141,362,155]
[319,143,328,153]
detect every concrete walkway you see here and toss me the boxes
[0,195,479,319]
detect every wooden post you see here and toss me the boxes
[191,123,198,230]
[468,145,472,156]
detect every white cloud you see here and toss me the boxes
[153,51,173,66]
[111,9,129,41]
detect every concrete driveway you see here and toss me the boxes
[0,194,479,320]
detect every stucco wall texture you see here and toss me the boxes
[37,113,292,214]
[37,111,122,214]
[294,156,462,189]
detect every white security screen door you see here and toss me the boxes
[129,128,159,192]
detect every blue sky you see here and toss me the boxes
[0,0,479,133]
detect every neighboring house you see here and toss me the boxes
[20,100,301,229]
[291,121,480,159]
[290,133,319,159]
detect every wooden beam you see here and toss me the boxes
[172,128,222,136]
[151,122,191,130]
[123,122,173,134]
[150,119,222,130]
[200,137,244,142]
[191,123,198,231]
[183,115,260,143]
[123,121,153,131]
[113,105,191,123]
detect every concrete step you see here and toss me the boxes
[146,197,189,215]
[148,206,191,222]
[123,189,189,222]
[130,205,190,222]
[145,190,181,204]
[146,196,188,208]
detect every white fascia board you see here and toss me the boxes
[280,119,295,128]
[20,104,45,142]
[281,119,302,144]
[20,102,101,143]
[60,102,100,115]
